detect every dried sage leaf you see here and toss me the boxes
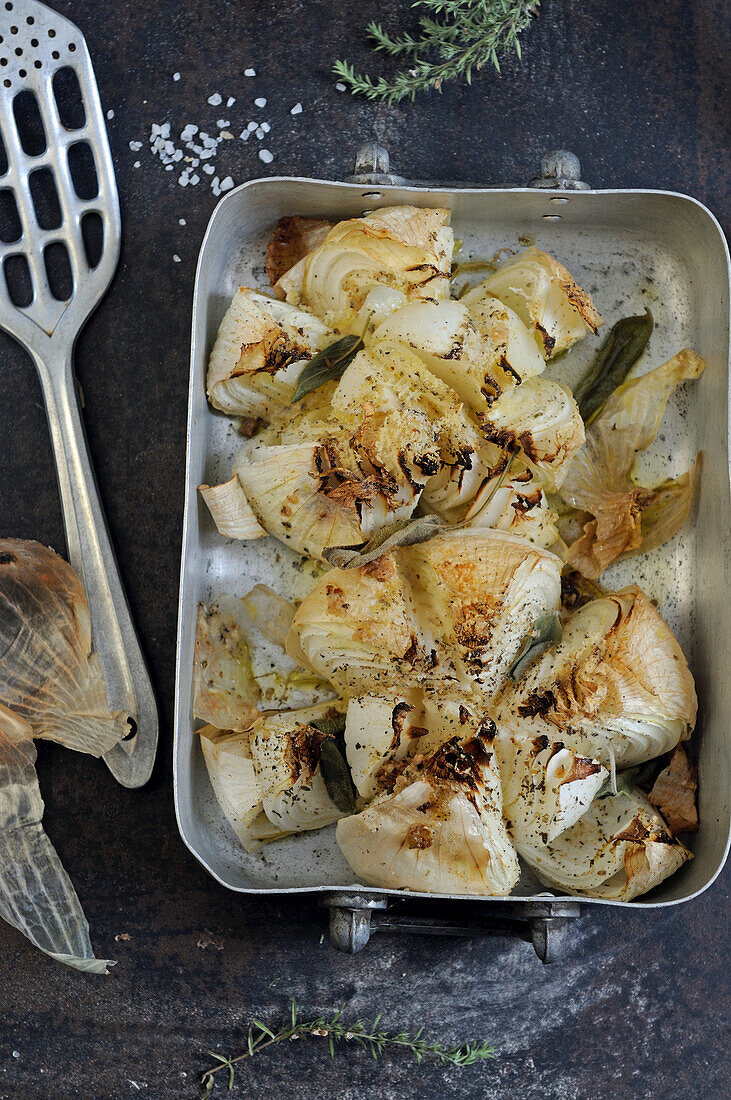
[319,739,357,814]
[310,712,347,740]
[596,759,661,800]
[323,514,447,569]
[291,334,364,403]
[508,613,563,681]
[575,308,653,424]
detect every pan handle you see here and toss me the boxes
[321,893,581,964]
[350,142,591,190]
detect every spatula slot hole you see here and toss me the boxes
[68,141,98,200]
[0,189,22,242]
[44,241,73,301]
[52,66,85,131]
[4,253,33,307]
[13,90,46,157]
[81,211,104,268]
[29,168,62,230]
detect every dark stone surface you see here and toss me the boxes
[0,1,728,1097]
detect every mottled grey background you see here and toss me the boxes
[0,1,728,1097]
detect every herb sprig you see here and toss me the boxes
[333,1,541,104]
[201,998,494,1095]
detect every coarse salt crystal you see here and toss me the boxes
[290,102,303,115]
[335,82,346,91]
[190,173,200,185]
[227,96,235,107]
[179,218,186,226]
[207,93,223,106]
[254,97,267,108]
[129,140,142,151]
[220,176,234,191]
[133,160,141,168]
[178,176,189,187]
[240,131,250,141]
[261,122,271,133]
[247,121,257,132]
[106,109,114,120]
[203,163,215,173]
[173,72,181,81]
[259,149,273,164]
[173,254,181,262]
[255,127,264,139]
[165,164,173,171]
[244,68,256,77]
[216,119,229,129]
[181,124,198,140]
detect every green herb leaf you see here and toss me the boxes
[333,2,541,105]
[291,334,364,403]
[508,613,562,681]
[318,739,357,814]
[596,760,662,800]
[575,308,654,424]
[323,514,447,569]
[309,712,347,739]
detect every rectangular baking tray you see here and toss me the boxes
[174,158,731,913]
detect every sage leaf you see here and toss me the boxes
[319,739,357,814]
[310,712,347,739]
[323,514,447,569]
[596,759,661,800]
[508,613,562,681]
[575,308,653,424]
[292,334,364,403]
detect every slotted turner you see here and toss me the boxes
[0,0,157,787]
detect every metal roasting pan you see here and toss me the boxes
[173,145,731,961]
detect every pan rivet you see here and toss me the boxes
[69,43,76,53]
[48,28,56,38]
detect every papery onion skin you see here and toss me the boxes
[0,540,127,756]
[0,703,112,972]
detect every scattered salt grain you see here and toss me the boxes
[207,93,223,106]
[335,82,346,91]
[244,68,256,77]
[203,163,215,174]
[133,160,141,168]
[173,254,181,263]
[220,176,234,191]
[12,1052,20,1060]
[254,97,267,108]
[255,126,264,139]
[181,124,198,140]
[259,149,273,164]
[290,102,303,115]
[173,72,181,81]
[165,164,173,171]
[129,140,142,151]
[246,121,257,132]
[216,119,229,129]
[227,96,235,107]
[261,122,271,133]
[179,218,186,226]
[106,109,114,120]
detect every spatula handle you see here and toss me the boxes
[33,346,158,788]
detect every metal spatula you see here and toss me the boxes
[0,0,157,787]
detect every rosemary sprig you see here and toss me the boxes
[333,1,541,105]
[201,998,495,1094]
